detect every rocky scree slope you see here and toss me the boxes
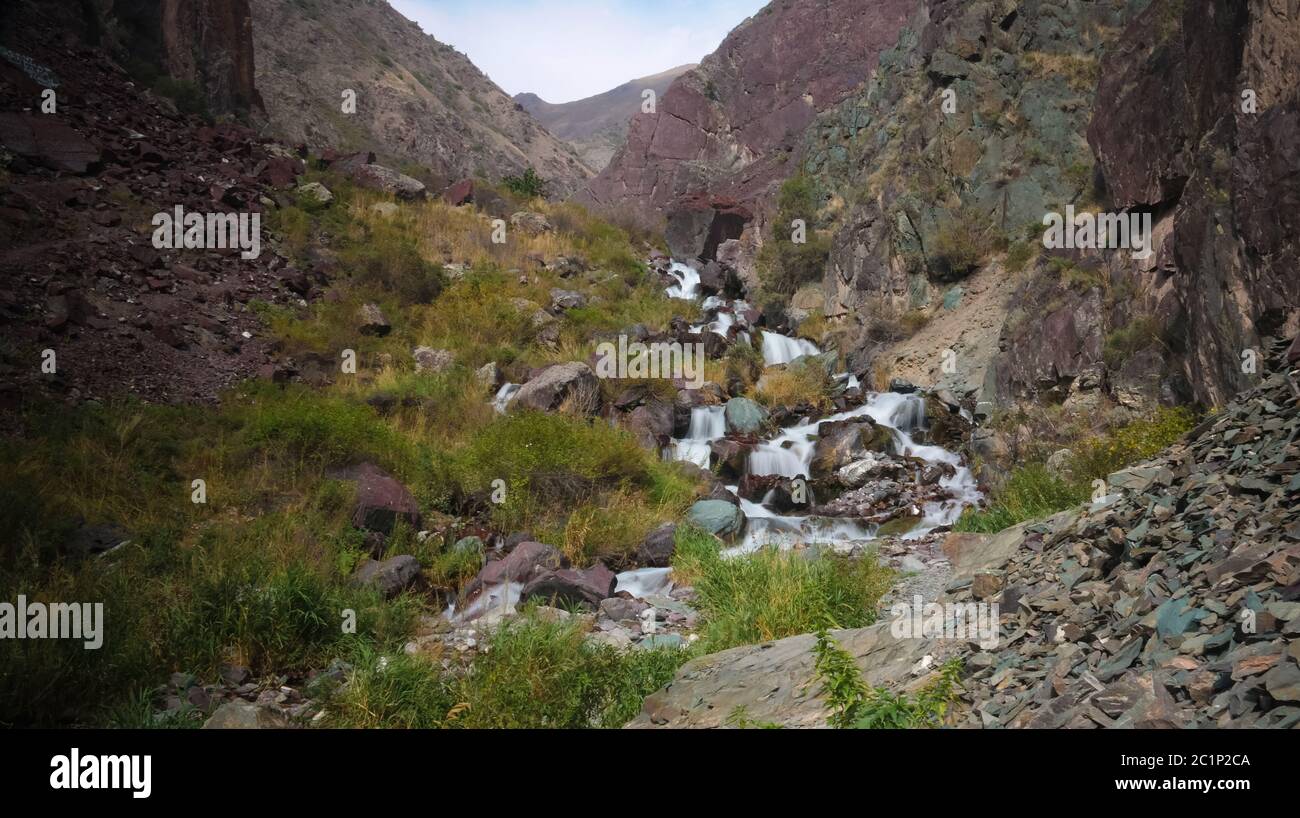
[631,337,1300,728]
[515,64,695,172]
[0,19,319,414]
[249,0,592,196]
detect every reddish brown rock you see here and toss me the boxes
[0,113,100,174]
[161,0,266,116]
[582,0,914,223]
[336,463,422,535]
[442,178,474,206]
[521,562,617,609]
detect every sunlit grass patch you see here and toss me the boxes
[671,527,894,652]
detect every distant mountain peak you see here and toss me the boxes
[515,64,696,170]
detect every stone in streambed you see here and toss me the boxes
[723,396,768,435]
[351,555,422,598]
[513,362,600,414]
[685,499,745,540]
[521,562,617,609]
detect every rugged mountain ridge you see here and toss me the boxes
[250,0,593,195]
[515,64,694,171]
[582,0,914,227]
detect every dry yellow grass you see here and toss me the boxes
[754,363,833,411]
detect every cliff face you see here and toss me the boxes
[1085,0,1300,407]
[160,0,264,116]
[797,0,1300,413]
[582,0,914,225]
[515,64,695,171]
[0,0,265,119]
[249,0,593,195]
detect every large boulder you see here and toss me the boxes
[513,362,601,414]
[466,541,568,597]
[723,397,768,435]
[510,211,553,235]
[335,462,422,535]
[810,419,894,479]
[549,288,587,312]
[357,303,391,336]
[624,400,675,450]
[412,347,454,374]
[709,438,751,479]
[685,499,745,540]
[442,178,474,206]
[351,555,422,598]
[202,702,289,729]
[521,563,617,609]
[0,113,100,173]
[346,163,427,200]
[636,522,677,567]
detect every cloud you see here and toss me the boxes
[390,0,767,103]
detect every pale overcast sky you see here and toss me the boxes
[390,0,768,103]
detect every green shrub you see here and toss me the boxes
[1071,406,1197,482]
[340,218,445,305]
[501,167,547,199]
[238,385,410,469]
[453,410,650,533]
[758,175,832,295]
[954,464,1087,533]
[931,211,996,281]
[813,630,962,728]
[959,407,1197,533]
[1103,316,1161,370]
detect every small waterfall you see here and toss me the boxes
[670,405,726,468]
[665,262,701,300]
[493,382,520,414]
[742,391,980,539]
[446,581,522,624]
[888,394,927,433]
[648,258,980,560]
[615,567,674,599]
[761,330,820,366]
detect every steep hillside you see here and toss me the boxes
[793,0,1300,419]
[582,0,914,228]
[249,0,593,195]
[515,64,694,170]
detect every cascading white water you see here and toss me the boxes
[492,382,520,414]
[741,391,979,540]
[446,581,522,624]
[665,262,700,300]
[614,567,674,599]
[761,330,820,366]
[726,490,880,556]
[669,405,727,468]
[633,262,980,592]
